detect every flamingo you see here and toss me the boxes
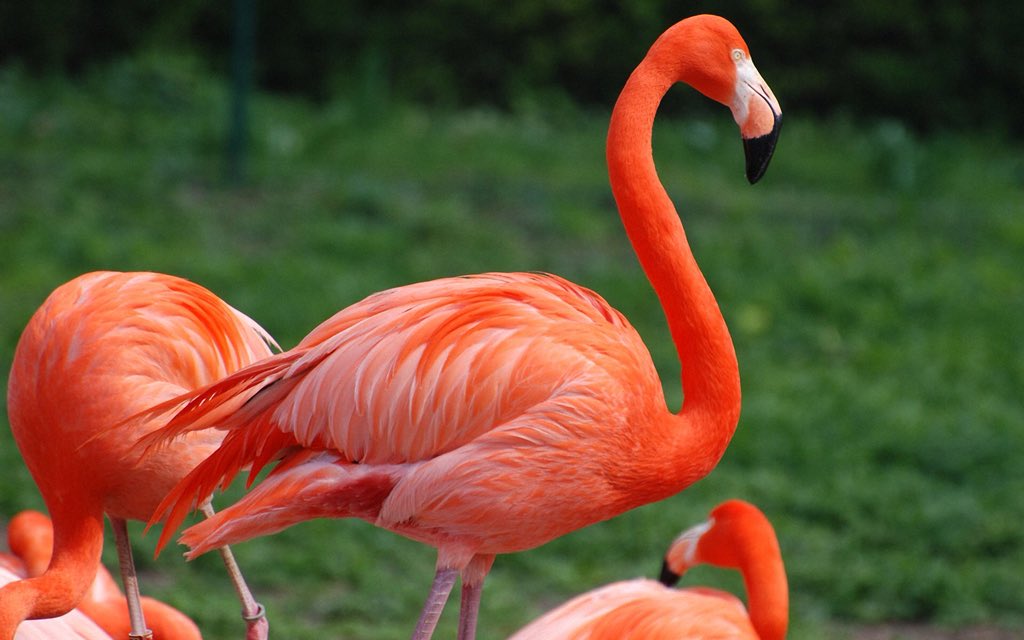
[507,499,788,640]
[1,271,276,640]
[6,511,201,640]
[139,14,782,640]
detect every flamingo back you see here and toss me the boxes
[508,579,755,640]
[6,271,276,521]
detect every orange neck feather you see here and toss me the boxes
[699,506,789,640]
[0,510,104,637]
[606,19,741,488]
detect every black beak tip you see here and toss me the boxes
[658,560,681,587]
[743,114,783,184]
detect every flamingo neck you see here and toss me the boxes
[702,510,789,640]
[736,526,789,640]
[606,56,741,481]
[744,567,789,640]
[0,509,104,636]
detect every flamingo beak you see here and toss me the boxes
[743,112,782,184]
[659,559,682,587]
[731,56,782,184]
[659,517,713,587]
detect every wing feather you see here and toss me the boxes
[143,272,656,548]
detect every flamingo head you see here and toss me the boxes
[653,15,783,184]
[658,499,770,585]
[6,510,54,577]
[658,512,713,587]
[731,48,783,185]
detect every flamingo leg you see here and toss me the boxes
[457,581,482,640]
[110,517,153,640]
[411,567,458,640]
[199,501,268,640]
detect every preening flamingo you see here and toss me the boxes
[140,14,782,640]
[6,511,201,640]
[507,500,788,640]
[0,271,276,640]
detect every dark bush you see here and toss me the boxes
[1,1,1021,135]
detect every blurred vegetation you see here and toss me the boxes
[1,1,1023,136]
[1,11,1023,640]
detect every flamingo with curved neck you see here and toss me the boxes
[138,14,781,640]
[508,500,789,640]
[659,499,789,640]
[1,271,275,640]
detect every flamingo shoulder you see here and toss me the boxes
[9,271,275,440]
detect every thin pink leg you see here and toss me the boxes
[411,568,458,640]
[199,502,268,640]
[110,517,153,640]
[456,554,493,640]
[457,581,482,640]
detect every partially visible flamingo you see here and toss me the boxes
[1,271,276,640]
[6,511,201,640]
[507,499,789,640]
[140,14,782,640]
[0,565,112,640]
[3,514,111,639]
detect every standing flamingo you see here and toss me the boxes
[140,14,782,640]
[6,511,201,640]
[0,271,275,640]
[507,500,788,640]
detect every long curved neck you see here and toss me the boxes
[0,509,104,638]
[607,55,741,474]
[735,524,789,640]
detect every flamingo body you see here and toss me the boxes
[149,273,672,558]
[508,500,788,640]
[144,14,782,639]
[1,271,274,639]
[8,272,273,521]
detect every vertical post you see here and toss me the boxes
[227,0,256,184]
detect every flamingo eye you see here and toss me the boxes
[731,49,745,62]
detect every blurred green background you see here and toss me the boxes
[1,2,1022,639]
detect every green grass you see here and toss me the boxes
[1,52,1023,638]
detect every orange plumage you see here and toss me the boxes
[142,14,782,640]
[6,510,201,640]
[0,564,112,640]
[508,500,789,640]
[1,271,274,639]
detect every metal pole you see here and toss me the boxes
[227,0,256,184]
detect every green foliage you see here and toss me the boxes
[2,2,1023,135]
[1,54,1023,638]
